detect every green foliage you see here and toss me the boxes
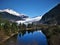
[11,22,18,33]
[0,16,18,36]
[18,23,26,30]
[3,22,11,35]
[27,23,34,28]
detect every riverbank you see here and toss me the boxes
[41,25,60,45]
[0,25,60,45]
[0,32,18,45]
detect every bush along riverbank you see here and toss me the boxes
[41,25,60,45]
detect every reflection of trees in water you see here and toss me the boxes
[18,30,35,37]
[28,30,34,34]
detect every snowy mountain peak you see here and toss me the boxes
[0,9,21,16]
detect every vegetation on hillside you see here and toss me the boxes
[0,15,60,45]
[40,25,60,45]
[0,16,37,44]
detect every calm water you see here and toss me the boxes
[3,30,48,45]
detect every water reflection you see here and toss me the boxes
[17,30,48,45]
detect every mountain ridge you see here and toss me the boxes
[0,9,26,17]
[0,9,42,23]
[0,9,28,22]
[39,3,60,25]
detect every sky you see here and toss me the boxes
[0,0,60,17]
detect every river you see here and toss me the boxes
[3,30,48,45]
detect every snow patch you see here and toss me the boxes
[16,16,42,24]
[0,9,21,16]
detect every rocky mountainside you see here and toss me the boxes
[39,4,60,25]
[0,9,42,23]
[0,9,28,22]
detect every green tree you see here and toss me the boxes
[18,23,26,31]
[11,22,18,33]
[3,21,11,35]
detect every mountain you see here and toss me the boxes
[0,9,42,24]
[16,16,42,24]
[39,4,60,25]
[0,9,28,22]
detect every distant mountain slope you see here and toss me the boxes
[0,9,28,22]
[0,9,42,24]
[16,16,42,24]
[39,4,60,25]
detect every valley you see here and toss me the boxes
[0,3,60,45]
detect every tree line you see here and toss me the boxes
[0,17,37,36]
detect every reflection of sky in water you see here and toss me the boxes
[17,30,48,45]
